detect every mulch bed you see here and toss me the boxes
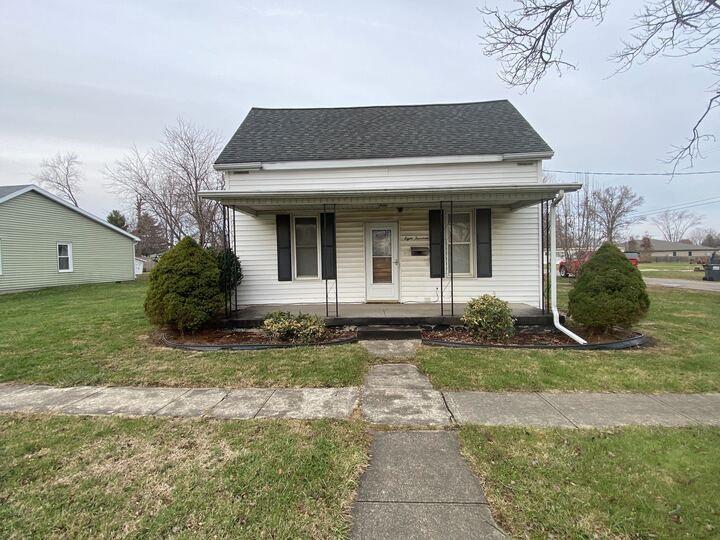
[422,326,639,347]
[163,327,357,347]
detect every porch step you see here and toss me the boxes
[357,325,422,341]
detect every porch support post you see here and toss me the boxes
[540,199,546,314]
[324,204,329,318]
[233,205,238,314]
[222,204,229,317]
[440,201,444,317]
[450,199,454,317]
[334,204,339,317]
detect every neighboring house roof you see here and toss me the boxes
[215,100,553,165]
[0,184,140,242]
[630,238,710,252]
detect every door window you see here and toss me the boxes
[372,229,392,283]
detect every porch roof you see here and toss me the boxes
[200,182,581,215]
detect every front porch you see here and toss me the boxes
[225,302,553,328]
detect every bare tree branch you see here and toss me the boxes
[651,208,704,241]
[34,152,83,206]
[592,185,645,243]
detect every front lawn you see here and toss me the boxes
[0,414,369,538]
[460,426,720,538]
[639,261,704,281]
[419,284,720,392]
[0,281,369,388]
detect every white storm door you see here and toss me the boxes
[365,223,399,301]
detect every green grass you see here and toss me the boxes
[460,426,720,538]
[0,281,369,388]
[0,414,369,539]
[639,261,705,281]
[419,282,720,392]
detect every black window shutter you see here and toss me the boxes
[320,213,337,279]
[276,214,292,281]
[476,208,492,277]
[429,209,445,278]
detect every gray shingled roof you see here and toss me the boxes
[632,238,710,252]
[0,184,30,199]
[216,100,553,165]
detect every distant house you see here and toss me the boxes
[628,238,715,262]
[0,184,139,293]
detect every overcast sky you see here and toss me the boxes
[2,0,719,237]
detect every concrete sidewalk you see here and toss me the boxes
[1,379,719,426]
[351,431,505,539]
[0,384,358,420]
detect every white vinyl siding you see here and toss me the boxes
[231,205,541,307]
[0,191,136,293]
[227,160,540,192]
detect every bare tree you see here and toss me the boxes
[652,209,703,242]
[479,0,720,172]
[34,152,83,206]
[555,180,601,258]
[690,226,719,245]
[106,119,225,248]
[592,185,644,244]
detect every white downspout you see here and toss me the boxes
[550,190,587,344]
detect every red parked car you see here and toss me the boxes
[558,251,638,277]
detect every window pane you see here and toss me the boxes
[59,257,70,271]
[451,245,470,274]
[295,218,317,247]
[58,244,69,257]
[296,246,318,277]
[372,230,391,257]
[450,214,470,242]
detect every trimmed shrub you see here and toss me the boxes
[262,311,326,343]
[461,295,515,341]
[144,237,224,334]
[568,243,650,332]
[215,247,243,295]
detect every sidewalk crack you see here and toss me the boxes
[536,392,578,428]
[253,389,277,419]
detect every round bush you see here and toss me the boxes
[144,237,224,334]
[568,243,650,332]
[461,295,515,341]
[262,311,326,343]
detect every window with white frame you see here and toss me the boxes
[446,212,473,275]
[293,216,319,278]
[57,242,73,272]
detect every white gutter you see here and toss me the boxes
[549,190,587,344]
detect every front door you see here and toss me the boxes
[365,222,399,301]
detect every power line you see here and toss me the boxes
[634,198,720,217]
[545,168,720,177]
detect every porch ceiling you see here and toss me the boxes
[200,183,581,215]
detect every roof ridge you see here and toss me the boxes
[249,100,511,112]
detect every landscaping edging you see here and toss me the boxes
[158,331,358,351]
[422,332,648,350]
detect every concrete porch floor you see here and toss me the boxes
[226,302,552,327]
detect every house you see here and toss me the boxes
[201,101,581,329]
[0,184,139,293]
[629,238,715,262]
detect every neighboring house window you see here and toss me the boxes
[293,216,319,278]
[446,212,473,276]
[689,251,693,256]
[672,251,677,257]
[57,242,73,272]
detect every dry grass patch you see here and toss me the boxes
[0,414,370,539]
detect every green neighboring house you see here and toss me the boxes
[0,184,139,293]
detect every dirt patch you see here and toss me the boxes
[423,326,638,347]
[160,327,356,346]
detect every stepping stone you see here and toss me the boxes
[541,393,692,427]
[0,385,98,412]
[364,363,432,390]
[362,387,451,425]
[204,388,275,419]
[445,391,574,427]
[653,393,720,425]
[256,387,359,419]
[360,339,420,359]
[155,388,228,417]
[351,431,505,539]
[61,387,187,416]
